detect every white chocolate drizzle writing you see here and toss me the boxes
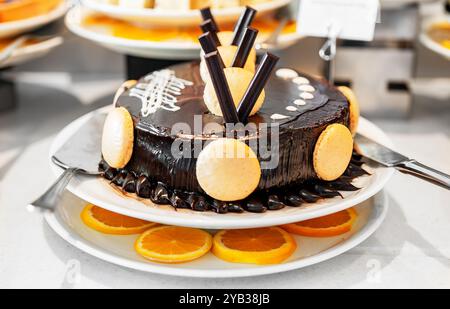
[129,69,193,117]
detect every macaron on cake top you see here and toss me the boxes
[98,6,367,214]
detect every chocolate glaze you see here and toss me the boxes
[99,153,369,214]
[115,62,350,193]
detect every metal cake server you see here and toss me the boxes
[355,134,450,190]
[31,113,106,211]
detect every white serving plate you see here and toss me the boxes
[420,16,450,60]
[81,0,292,27]
[48,105,395,230]
[0,2,68,39]
[0,36,63,69]
[65,7,303,60]
[44,190,388,278]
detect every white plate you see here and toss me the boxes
[0,37,63,69]
[420,16,450,60]
[65,7,303,60]
[48,105,395,229]
[81,0,292,27]
[44,190,388,278]
[0,2,68,39]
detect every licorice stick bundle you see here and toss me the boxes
[204,51,239,124]
[237,53,279,122]
[231,6,257,46]
[231,27,258,68]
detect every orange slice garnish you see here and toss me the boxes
[135,226,212,264]
[212,227,297,265]
[81,204,158,235]
[281,208,357,237]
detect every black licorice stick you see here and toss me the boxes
[199,32,225,68]
[204,51,239,124]
[231,27,258,68]
[199,32,218,54]
[200,7,219,31]
[237,53,279,123]
[231,6,257,46]
[200,19,221,46]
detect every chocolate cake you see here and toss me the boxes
[98,6,368,213]
[114,62,349,193]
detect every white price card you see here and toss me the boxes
[297,0,380,41]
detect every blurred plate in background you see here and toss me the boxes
[66,7,303,60]
[81,0,292,27]
[420,16,450,60]
[0,36,63,69]
[0,1,67,39]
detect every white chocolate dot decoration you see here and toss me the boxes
[292,76,310,85]
[276,68,298,79]
[271,113,290,120]
[298,84,315,92]
[293,99,306,106]
[286,106,297,112]
[300,92,314,100]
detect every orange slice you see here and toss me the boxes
[81,204,157,235]
[281,208,357,237]
[212,227,297,265]
[135,226,212,263]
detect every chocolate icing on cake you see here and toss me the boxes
[114,62,350,193]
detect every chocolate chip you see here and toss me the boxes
[267,195,285,210]
[210,200,228,214]
[324,180,360,192]
[171,191,190,209]
[299,189,321,203]
[122,173,136,193]
[190,195,210,212]
[244,198,267,213]
[98,159,109,172]
[285,194,303,207]
[227,203,245,213]
[103,167,117,181]
[136,175,153,198]
[344,164,370,177]
[111,170,127,187]
[313,184,342,198]
[151,182,171,205]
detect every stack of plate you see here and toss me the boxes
[43,106,394,278]
[66,0,302,59]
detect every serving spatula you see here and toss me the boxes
[355,133,450,190]
[31,113,106,211]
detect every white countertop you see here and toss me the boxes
[0,71,449,289]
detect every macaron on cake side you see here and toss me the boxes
[99,6,370,214]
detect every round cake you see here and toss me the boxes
[98,7,368,213]
[114,62,350,192]
[98,63,368,213]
